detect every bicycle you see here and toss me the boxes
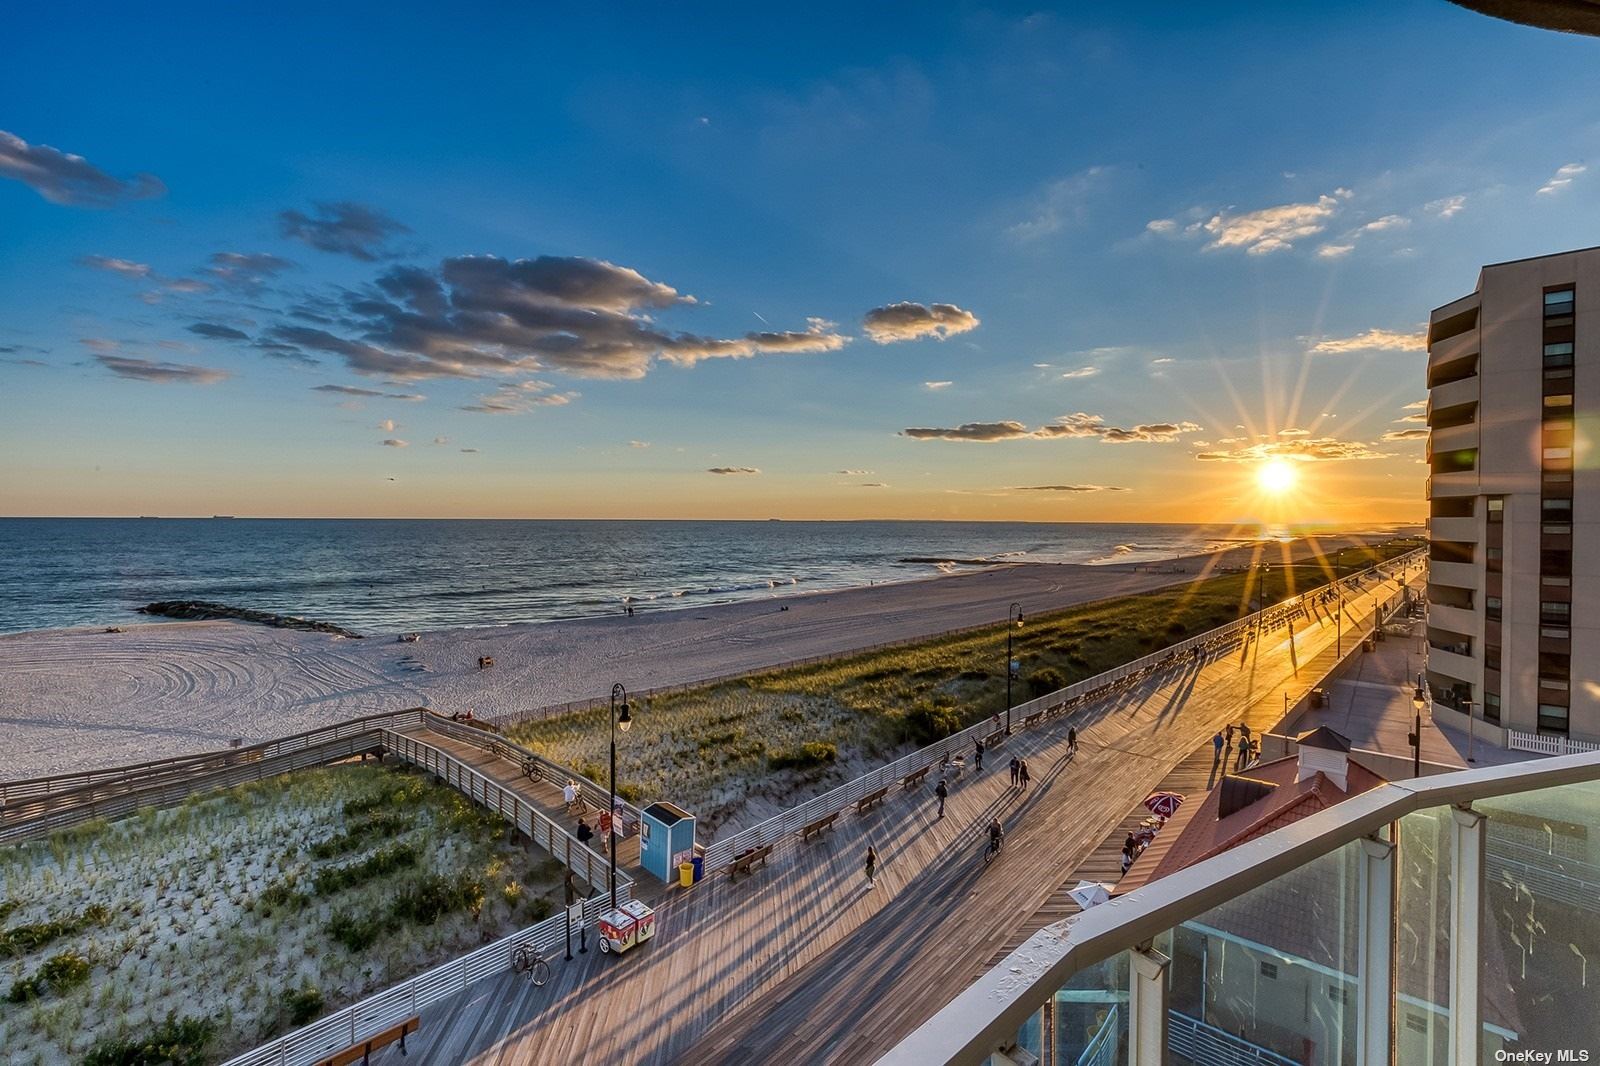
[512,943,551,987]
[984,834,1004,866]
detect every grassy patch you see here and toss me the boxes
[508,539,1419,833]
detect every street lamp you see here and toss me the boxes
[608,682,633,907]
[1464,697,1476,764]
[1005,602,1024,734]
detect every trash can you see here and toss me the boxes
[691,856,703,882]
[679,862,694,888]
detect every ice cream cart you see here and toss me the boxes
[597,899,657,955]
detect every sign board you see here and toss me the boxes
[567,902,586,925]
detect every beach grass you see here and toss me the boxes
[508,539,1421,832]
[0,762,567,1063]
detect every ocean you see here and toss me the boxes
[0,518,1383,635]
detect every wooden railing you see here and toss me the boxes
[700,550,1423,873]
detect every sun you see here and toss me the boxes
[1257,457,1298,495]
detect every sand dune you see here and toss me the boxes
[0,533,1409,780]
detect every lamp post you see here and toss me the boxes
[608,682,633,908]
[1005,602,1024,734]
[1463,697,1476,764]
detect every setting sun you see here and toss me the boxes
[1257,458,1299,495]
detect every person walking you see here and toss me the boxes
[1236,734,1252,771]
[1009,755,1021,786]
[576,818,594,846]
[975,737,985,771]
[1224,724,1235,756]
[935,776,948,819]
[1212,731,1225,764]
[1068,726,1078,756]
[865,845,878,888]
[1019,759,1031,789]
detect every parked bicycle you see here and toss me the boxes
[512,943,551,987]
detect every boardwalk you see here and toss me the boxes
[375,570,1415,1065]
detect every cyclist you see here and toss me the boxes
[986,818,1004,861]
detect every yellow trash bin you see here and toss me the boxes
[679,861,695,887]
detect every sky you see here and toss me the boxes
[2,2,1597,524]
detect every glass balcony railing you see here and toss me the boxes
[882,751,1600,1066]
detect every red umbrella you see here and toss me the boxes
[1144,792,1184,819]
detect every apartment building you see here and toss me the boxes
[1425,246,1600,744]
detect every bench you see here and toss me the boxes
[856,786,890,814]
[1021,712,1043,730]
[798,811,838,842]
[902,765,931,790]
[984,729,1005,748]
[313,1016,420,1066]
[729,844,774,881]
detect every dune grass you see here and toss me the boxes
[509,540,1421,832]
[0,762,568,1064]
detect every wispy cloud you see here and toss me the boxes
[1194,437,1385,462]
[79,255,152,278]
[1008,166,1110,241]
[0,129,165,207]
[377,419,399,432]
[1309,328,1425,354]
[95,354,229,384]
[381,438,408,448]
[1381,428,1429,441]
[460,448,480,454]
[461,380,578,414]
[187,322,250,342]
[1538,163,1586,196]
[923,380,953,390]
[310,384,425,401]
[902,412,1199,444]
[206,252,295,290]
[1425,195,1466,219]
[862,302,980,344]
[1009,484,1129,492]
[629,440,651,449]
[1059,366,1099,379]
[837,469,874,475]
[707,466,760,475]
[1149,189,1351,256]
[279,202,410,261]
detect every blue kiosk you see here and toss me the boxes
[639,801,697,884]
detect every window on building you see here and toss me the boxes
[1486,546,1503,572]
[1545,470,1574,487]
[1544,394,1575,409]
[1484,692,1501,723]
[1538,704,1570,734]
[1542,601,1572,624]
[1545,366,1575,383]
[1540,676,1570,692]
[1432,448,1478,474]
[1259,961,1279,979]
[1545,289,1575,317]
[1487,497,1504,522]
[1542,626,1572,639]
[1431,495,1474,519]
[1486,595,1502,620]
[1486,643,1502,666]
[1543,498,1574,514]
[1544,447,1573,461]
[1543,524,1573,536]
[1544,341,1575,366]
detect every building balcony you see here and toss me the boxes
[1429,560,1478,589]
[1428,602,1480,637]
[1427,327,1477,374]
[1428,645,1479,684]
[888,750,1600,1066]
[1427,515,1478,544]
[1429,421,1478,457]
[1429,373,1479,414]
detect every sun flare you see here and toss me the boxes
[1257,458,1299,495]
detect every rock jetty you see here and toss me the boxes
[136,601,363,638]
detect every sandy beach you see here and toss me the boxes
[0,532,1412,780]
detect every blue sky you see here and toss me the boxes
[2,2,1596,521]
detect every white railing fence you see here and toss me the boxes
[1167,1010,1301,1066]
[1506,729,1600,756]
[1075,1004,1120,1066]
[701,551,1423,873]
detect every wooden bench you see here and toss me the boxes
[798,811,838,842]
[856,786,890,814]
[984,729,1005,748]
[1021,712,1043,730]
[313,1016,419,1066]
[729,844,774,881]
[902,765,931,790]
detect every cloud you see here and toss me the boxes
[901,420,1032,442]
[294,255,847,381]
[1310,328,1426,354]
[79,337,121,353]
[0,129,164,207]
[432,436,449,445]
[707,466,760,475]
[279,202,410,261]
[1538,163,1586,196]
[837,469,874,475]
[1398,412,1427,423]
[460,380,577,414]
[1009,166,1110,240]
[629,440,651,449]
[1425,195,1466,219]
[80,255,152,278]
[1357,214,1409,233]
[460,448,480,453]
[1009,484,1130,492]
[1316,243,1355,259]
[856,482,889,488]
[1381,428,1430,441]
[310,384,425,401]
[206,252,294,290]
[1060,366,1099,379]
[903,412,1198,444]
[187,321,250,342]
[377,419,398,432]
[1402,399,1427,410]
[1150,357,1174,365]
[381,438,408,448]
[95,354,229,384]
[1277,428,1310,436]
[1194,437,1386,463]
[923,380,953,390]
[862,301,980,344]
[1154,190,1351,256]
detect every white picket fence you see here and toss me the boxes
[701,550,1424,873]
[1506,729,1600,756]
